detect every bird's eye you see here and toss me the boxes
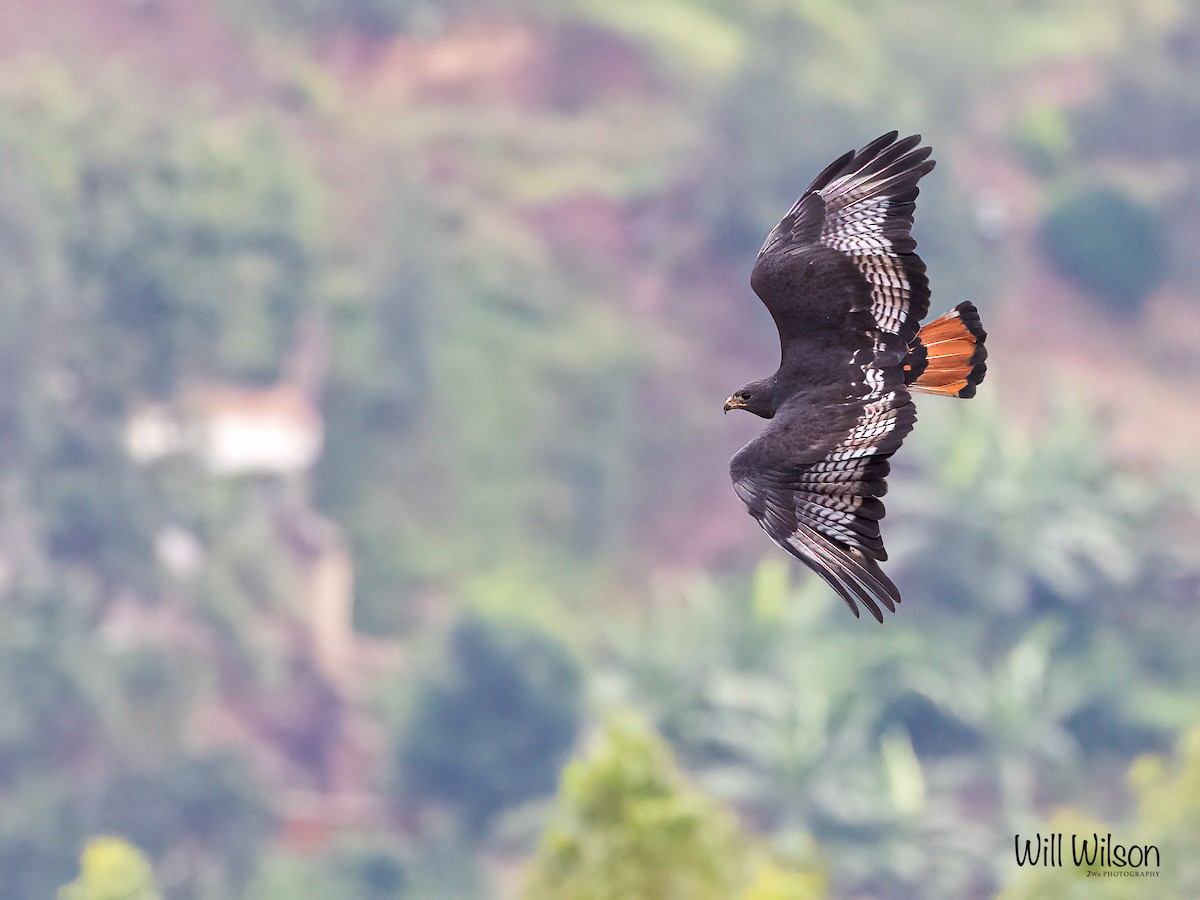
[742,392,753,400]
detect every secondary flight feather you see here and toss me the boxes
[724,132,988,622]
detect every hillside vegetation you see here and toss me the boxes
[0,1,1198,898]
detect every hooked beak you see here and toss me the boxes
[723,396,743,414]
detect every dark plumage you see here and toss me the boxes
[724,132,988,622]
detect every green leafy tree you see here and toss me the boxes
[0,62,327,600]
[315,159,660,631]
[1039,186,1167,314]
[0,65,317,899]
[88,755,274,900]
[526,714,826,900]
[897,398,1178,619]
[741,861,826,900]
[1127,726,1200,895]
[607,398,1199,897]
[524,714,750,900]
[396,616,582,835]
[248,839,408,900]
[1011,102,1074,176]
[59,838,160,900]
[998,725,1200,898]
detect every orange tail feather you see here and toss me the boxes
[908,301,988,398]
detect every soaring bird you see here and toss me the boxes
[724,132,987,622]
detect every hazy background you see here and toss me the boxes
[2,1,1199,897]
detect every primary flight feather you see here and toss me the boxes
[724,132,988,622]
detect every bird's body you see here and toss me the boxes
[724,132,987,622]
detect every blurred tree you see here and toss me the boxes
[1070,3,1200,161]
[0,628,102,786]
[524,714,749,900]
[526,714,826,900]
[1127,726,1200,894]
[0,784,85,900]
[606,570,964,891]
[316,152,658,631]
[741,861,826,900]
[224,0,421,34]
[995,808,1144,900]
[998,724,1200,898]
[87,754,274,900]
[604,396,1199,896]
[0,65,324,399]
[248,839,408,900]
[395,616,582,835]
[0,63,327,610]
[332,842,408,899]
[693,7,868,263]
[69,104,323,395]
[222,0,577,36]
[1011,102,1074,177]
[1038,186,1167,314]
[58,837,161,900]
[0,68,323,900]
[898,398,1175,618]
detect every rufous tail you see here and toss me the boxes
[905,301,988,398]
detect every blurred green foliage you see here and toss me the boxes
[526,715,825,900]
[220,0,426,35]
[602,401,1199,897]
[0,67,324,400]
[0,0,1196,897]
[1070,4,1200,160]
[396,616,583,834]
[58,837,160,900]
[1039,186,1167,314]
[1012,102,1074,177]
[999,725,1200,898]
[249,839,409,900]
[741,862,826,900]
[525,714,748,899]
[88,754,275,898]
[0,64,300,897]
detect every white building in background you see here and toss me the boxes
[124,380,355,688]
[125,383,323,476]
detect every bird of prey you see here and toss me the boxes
[724,132,987,622]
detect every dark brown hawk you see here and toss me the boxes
[724,132,987,622]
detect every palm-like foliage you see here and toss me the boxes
[602,398,1200,897]
[893,397,1168,615]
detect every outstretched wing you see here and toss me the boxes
[750,132,935,360]
[730,364,915,622]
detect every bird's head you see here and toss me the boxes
[724,379,777,418]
